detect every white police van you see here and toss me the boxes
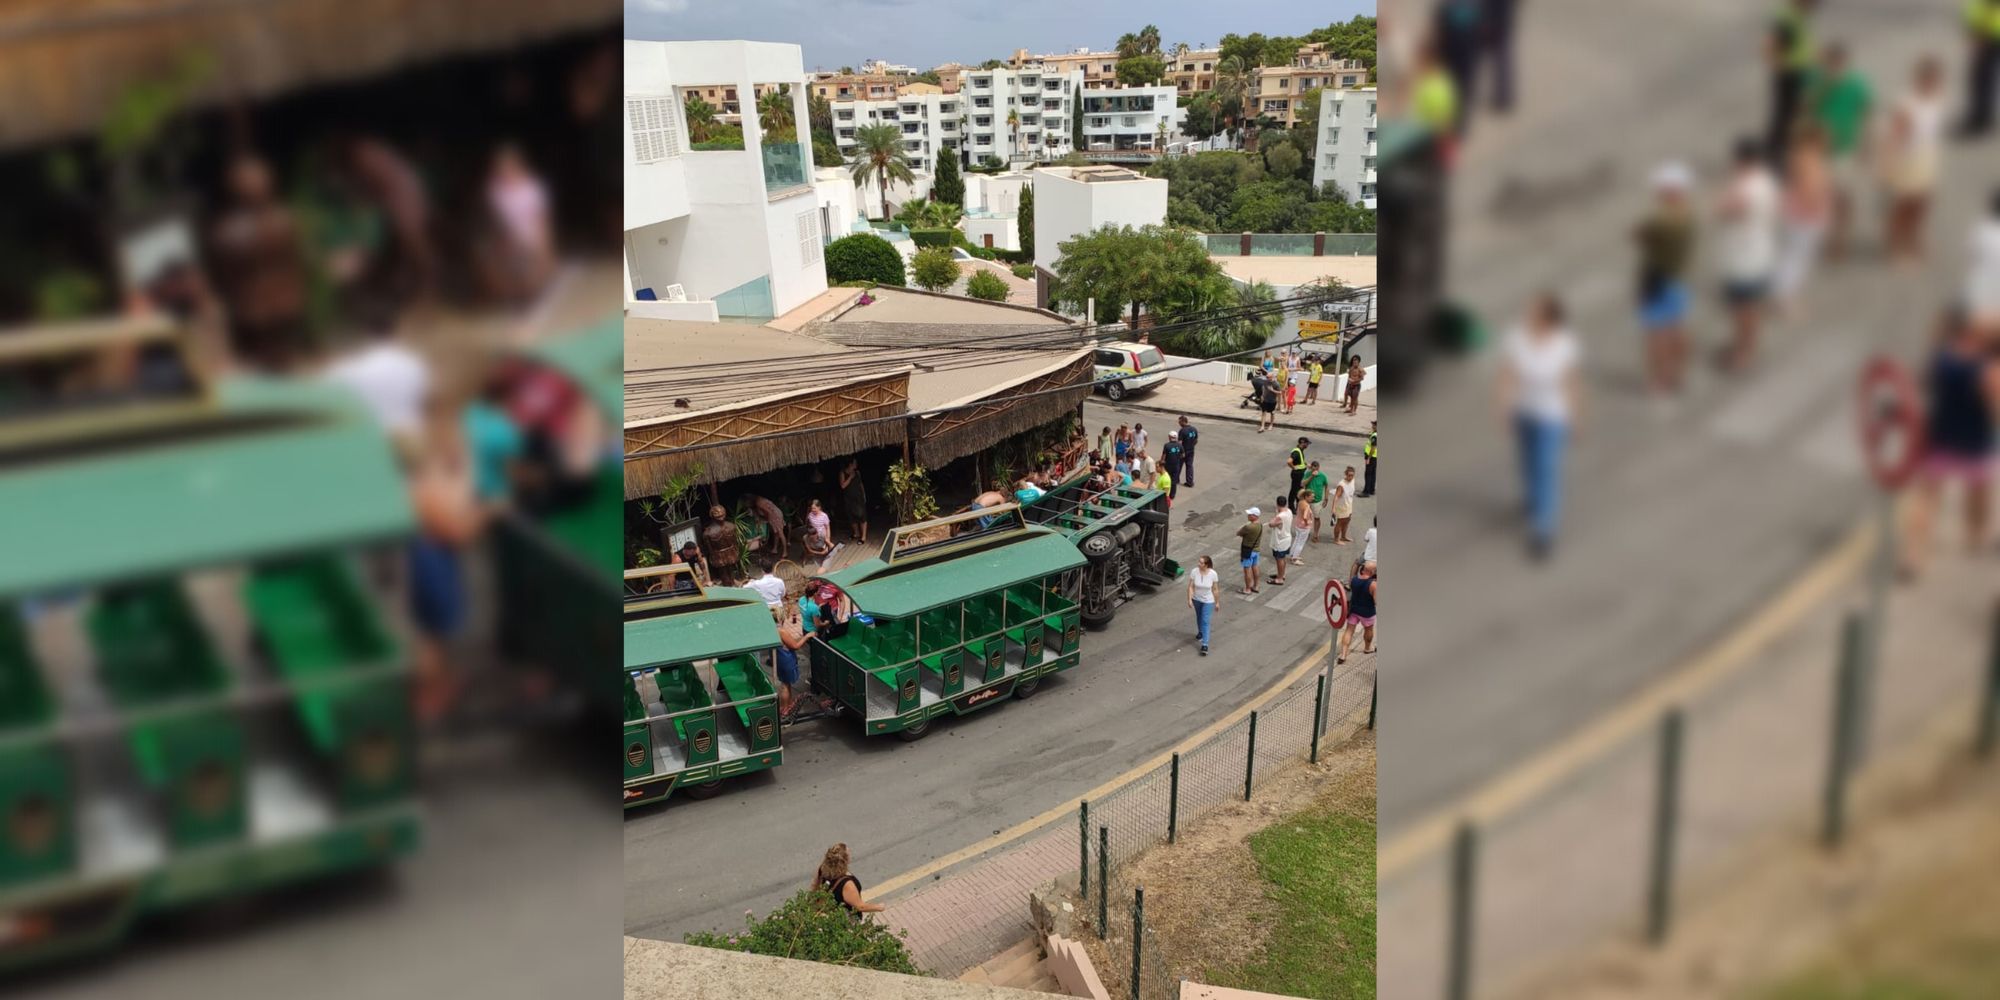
[1092,342,1167,402]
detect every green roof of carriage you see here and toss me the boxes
[0,377,411,599]
[624,585,781,670]
[815,527,1086,619]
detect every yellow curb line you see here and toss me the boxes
[1378,517,1879,880]
[873,636,1338,900]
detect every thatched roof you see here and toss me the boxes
[0,0,615,151]
[623,310,1092,497]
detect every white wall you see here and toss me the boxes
[627,298,722,322]
[623,41,691,230]
[1031,170,1093,266]
[815,167,862,238]
[964,172,1031,215]
[1314,87,1378,207]
[961,215,1019,252]
[856,172,933,219]
[624,40,826,316]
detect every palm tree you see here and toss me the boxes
[757,87,795,142]
[1137,25,1162,56]
[1212,57,1249,145]
[849,123,914,219]
[1007,107,1020,152]
[1116,33,1140,59]
[683,95,719,142]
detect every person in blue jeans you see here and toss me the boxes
[1186,555,1219,656]
[1498,293,1582,561]
[1176,416,1199,487]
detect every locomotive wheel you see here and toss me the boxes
[896,716,932,742]
[680,779,724,800]
[1012,675,1041,699]
[1080,602,1116,629]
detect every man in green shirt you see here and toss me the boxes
[1303,461,1330,541]
[1810,42,1872,258]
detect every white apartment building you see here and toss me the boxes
[1031,165,1168,308]
[1313,87,1378,208]
[830,91,964,175]
[624,40,828,322]
[1074,85,1184,154]
[960,65,1086,163]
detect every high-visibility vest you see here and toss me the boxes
[1364,432,1378,460]
[1777,7,1814,70]
[1969,0,2000,37]
[1289,447,1305,471]
[1414,68,1458,134]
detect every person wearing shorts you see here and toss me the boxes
[775,602,810,719]
[1236,508,1263,594]
[1636,161,1696,396]
[1343,357,1366,413]
[1903,307,1997,578]
[1338,561,1377,665]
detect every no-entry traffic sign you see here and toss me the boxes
[1856,356,1923,492]
[1323,577,1349,629]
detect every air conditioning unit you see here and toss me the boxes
[664,284,688,303]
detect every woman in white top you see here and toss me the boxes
[1773,127,1834,317]
[1331,466,1359,543]
[1186,555,1218,656]
[1883,55,1947,266]
[1289,489,1315,566]
[1498,292,1582,560]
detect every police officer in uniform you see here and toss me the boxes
[1360,422,1377,498]
[1963,0,2000,136]
[1768,0,1820,162]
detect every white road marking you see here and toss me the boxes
[1706,344,1857,446]
[1265,568,1327,612]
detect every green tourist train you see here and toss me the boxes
[0,321,418,972]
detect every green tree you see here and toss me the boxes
[1308,15,1378,69]
[1137,24,1162,56]
[1261,36,1303,67]
[910,246,961,292]
[1181,92,1223,140]
[979,58,1005,70]
[1115,54,1166,87]
[1050,224,1218,326]
[757,87,796,142]
[1212,57,1250,140]
[1264,141,1303,181]
[932,153,964,205]
[825,233,906,285]
[812,136,843,167]
[683,95,719,142]
[1071,84,1084,150]
[966,269,1010,301]
[1295,87,1325,132]
[808,93,833,136]
[1155,276,1281,359]
[848,123,915,219]
[1165,195,1220,232]
[1007,107,1019,149]
[685,888,917,976]
[1016,185,1034,258]
[1218,33,1265,69]
[914,70,943,86]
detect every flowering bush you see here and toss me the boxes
[684,888,919,975]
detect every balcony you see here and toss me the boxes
[759,138,809,195]
[1044,80,1062,91]
[900,104,919,116]
[972,97,992,109]
[969,77,993,91]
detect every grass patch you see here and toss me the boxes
[1747,807,2000,1000]
[1215,791,1377,999]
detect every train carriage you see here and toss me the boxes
[807,505,1087,741]
[621,566,784,809]
[0,321,418,972]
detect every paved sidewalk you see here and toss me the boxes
[877,654,1379,979]
[1117,378,1375,438]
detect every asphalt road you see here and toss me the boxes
[623,398,1373,941]
[1383,0,1974,829]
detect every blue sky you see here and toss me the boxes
[626,0,1374,73]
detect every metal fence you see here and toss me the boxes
[1380,585,2000,1000]
[1201,233,1378,257]
[1069,649,1378,999]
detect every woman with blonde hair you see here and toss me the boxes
[813,843,885,916]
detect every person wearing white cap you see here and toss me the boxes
[1236,508,1264,595]
[1634,160,1696,397]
